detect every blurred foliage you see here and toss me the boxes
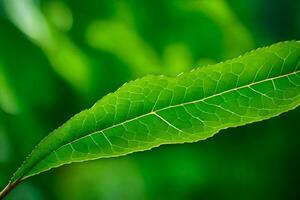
[0,0,299,199]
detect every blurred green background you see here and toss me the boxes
[0,0,300,199]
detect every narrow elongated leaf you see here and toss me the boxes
[8,41,300,185]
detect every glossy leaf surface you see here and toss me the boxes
[11,41,300,183]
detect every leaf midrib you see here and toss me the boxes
[23,69,300,179]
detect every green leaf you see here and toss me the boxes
[8,41,300,185]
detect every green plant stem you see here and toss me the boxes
[0,181,20,200]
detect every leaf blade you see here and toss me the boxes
[12,41,300,182]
